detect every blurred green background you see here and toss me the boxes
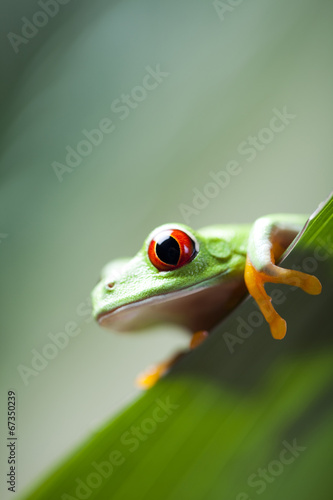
[0,0,332,497]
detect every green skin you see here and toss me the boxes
[91,215,307,334]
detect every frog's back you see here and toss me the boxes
[198,224,251,257]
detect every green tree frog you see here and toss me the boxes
[91,215,321,388]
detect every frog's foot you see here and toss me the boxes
[244,256,322,340]
[135,352,186,389]
[136,331,209,389]
[190,330,209,349]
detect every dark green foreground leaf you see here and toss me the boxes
[23,195,333,500]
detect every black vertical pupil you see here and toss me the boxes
[156,236,180,265]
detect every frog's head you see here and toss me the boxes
[91,223,246,332]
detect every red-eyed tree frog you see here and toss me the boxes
[91,215,321,388]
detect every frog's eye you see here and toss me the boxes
[148,229,198,271]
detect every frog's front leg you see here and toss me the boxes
[244,214,322,340]
[136,331,209,389]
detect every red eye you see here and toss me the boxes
[148,229,198,271]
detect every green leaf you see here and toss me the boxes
[22,194,333,500]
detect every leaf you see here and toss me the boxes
[22,194,333,500]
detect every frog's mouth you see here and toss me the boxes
[97,276,246,333]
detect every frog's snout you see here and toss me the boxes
[106,282,115,290]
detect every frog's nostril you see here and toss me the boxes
[106,282,115,290]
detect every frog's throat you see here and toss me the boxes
[97,272,246,333]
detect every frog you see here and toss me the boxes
[91,214,322,389]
